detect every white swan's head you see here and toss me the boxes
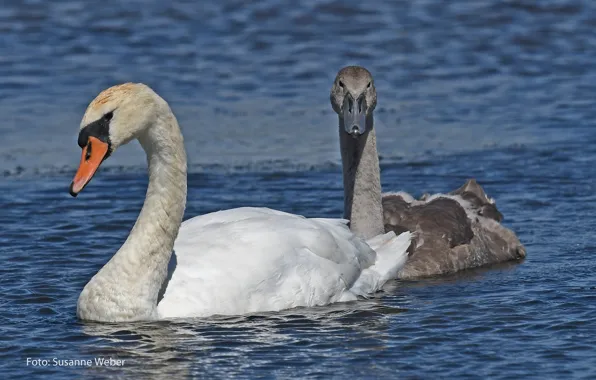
[69,83,160,196]
[330,66,377,137]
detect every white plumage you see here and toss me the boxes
[158,207,411,318]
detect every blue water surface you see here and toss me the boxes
[1,0,595,378]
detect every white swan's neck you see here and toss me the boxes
[77,102,187,322]
[339,115,384,240]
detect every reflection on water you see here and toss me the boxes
[393,260,525,290]
[78,300,402,378]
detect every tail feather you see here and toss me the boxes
[349,231,412,297]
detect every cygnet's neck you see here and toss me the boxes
[77,102,187,322]
[339,114,384,240]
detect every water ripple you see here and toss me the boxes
[1,0,596,378]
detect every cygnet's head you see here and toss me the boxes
[330,66,377,137]
[69,83,160,197]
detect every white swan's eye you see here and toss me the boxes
[338,80,344,88]
[104,111,114,121]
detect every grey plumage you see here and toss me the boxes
[382,180,525,279]
[330,66,526,279]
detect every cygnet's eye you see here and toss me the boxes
[103,111,114,121]
[338,80,344,88]
[367,82,371,89]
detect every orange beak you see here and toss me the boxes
[69,136,110,197]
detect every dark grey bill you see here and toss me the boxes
[342,94,367,136]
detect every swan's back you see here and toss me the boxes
[383,180,526,279]
[157,207,380,318]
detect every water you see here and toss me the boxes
[1,0,595,378]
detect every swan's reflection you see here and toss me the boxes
[389,259,524,291]
[78,297,407,378]
[73,250,519,378]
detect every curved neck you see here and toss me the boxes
[339,114,384,239]
[78,104,187,322]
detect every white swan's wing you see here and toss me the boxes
[157,208,381,318]
[350,231,412,297]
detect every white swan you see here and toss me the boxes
[329,66,525,279]
[70,83,411,322]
